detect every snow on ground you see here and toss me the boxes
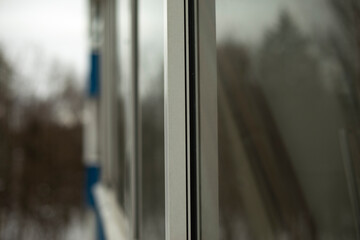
[0,209,96,240]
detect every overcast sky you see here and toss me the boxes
[0,0,88,96]
[0,0,335,97]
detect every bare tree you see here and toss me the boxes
[0,49,85,240]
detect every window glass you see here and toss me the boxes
[216,0,360,239]
[138,0,165,239]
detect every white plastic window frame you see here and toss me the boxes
[99,0,119,188]
[97,0,219,238]
[97,0,133,239]
[164,0,219,239]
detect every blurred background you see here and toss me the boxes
[1,0,360,240]
[0,0,90,239]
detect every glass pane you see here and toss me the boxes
[216,0,360,239]
[138,0,165,239]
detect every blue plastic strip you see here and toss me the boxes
[85,165,100,209]
[88,52,100,98]
[96,207,106,240]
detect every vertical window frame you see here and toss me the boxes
[196,0,219,238]
[164,0,188,237]
[164,0,219,238]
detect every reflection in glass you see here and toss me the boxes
[138,0,165,239]
[216,0,360,239]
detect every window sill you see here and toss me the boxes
[93,183,129,240]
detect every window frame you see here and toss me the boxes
[164,0,219,239]
[95,0,220,238]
